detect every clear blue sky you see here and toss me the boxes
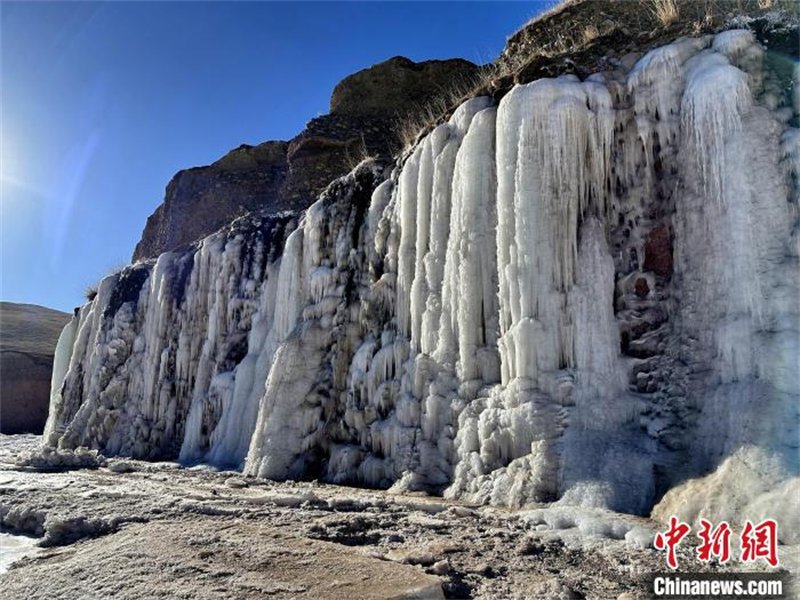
[1,1,551,313]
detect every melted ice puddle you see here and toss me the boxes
[0,532,41,574]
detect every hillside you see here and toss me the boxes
[0,303,71,434]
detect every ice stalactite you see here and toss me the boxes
[243,220,321,479]
[654,31,800,532]
[47,29,798,523]
[244,166,390,480]
[43,318,78,442]
[45,214,296,463]
[495,76,614,386]
[399,97,492,351]
[441,104,499,386]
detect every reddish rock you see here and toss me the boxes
[644,225,672,277]
[634,277,650,298]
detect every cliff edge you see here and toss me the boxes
[132,56,479,261]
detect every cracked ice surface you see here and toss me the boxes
[45,31,799,528]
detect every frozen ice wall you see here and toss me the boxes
[44,213,298,466]
[47,30,799,522]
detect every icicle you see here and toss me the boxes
[442,106,499,385]
[496,75,613,386]
[395,147,421,338]
[42,316,79,444]
[46,30,798,521]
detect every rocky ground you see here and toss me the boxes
[0,435,794,600]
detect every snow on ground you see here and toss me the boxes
[0,531,40,575]
[1,435,795,599]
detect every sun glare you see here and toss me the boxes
[0,135,45,200]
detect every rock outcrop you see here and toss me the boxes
[132,142,290,262]
[46,18,800,537]
[329,56,478,116]
[132,56,479,261]
[43,0,800,559]
[494,0,800,88]
[0,302,71,434]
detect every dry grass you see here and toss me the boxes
[692,3,717,34]
[83,262,128,302]
[649,0,679,26]
[343,135,377,172]
[509,0,581,41]
[393,64,497,151]
[497,1,595,77]
[582,24,600,43]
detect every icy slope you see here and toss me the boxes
[46,30,799,522]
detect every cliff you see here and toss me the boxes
[45,2,799,543]
[132,56,479,261]
[0,303,71,434]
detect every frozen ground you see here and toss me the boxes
[0,531,40,575]
[0,436,795,599]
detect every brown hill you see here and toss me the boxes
[0,302,71,434]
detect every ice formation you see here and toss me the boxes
[46,30,799,525]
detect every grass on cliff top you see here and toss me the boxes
[393,0,799,152]
[393,64,497,150]
[501,0,799,75]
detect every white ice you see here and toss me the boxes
[46,30,799,527]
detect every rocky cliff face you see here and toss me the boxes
[46,7,799,540]
[0,303,71,434]
[132,142,290,262]
[495,0,800,86]
[132,57,479,261]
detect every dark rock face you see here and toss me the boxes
[279,113,393,210]
[133,56,479,262]
[634,277,650,299]
[329,56,479,116]
[644,225,673,277]
[0,302,71,434]
[133,142,290,261]
[1,353,54,435]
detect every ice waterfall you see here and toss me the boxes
[46,30,799,528]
